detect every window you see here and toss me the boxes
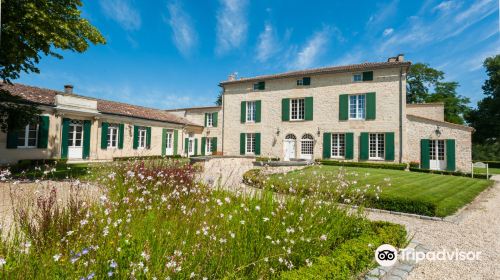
[331,133,345,158]
[17,124,38,148]
[369,133,385,160]
[107,125,119,148]
[206,137,212,155]
[353,73,362,82]
[246,101,256,122]
[165,131,173,149]
[253,81,265,91]
[138,127,147,149]
[207,113,213,127]
[291,98,305,120]
[430,140,445,161]
[301,134,314,155]
[246,133,255,154]
[296,77,311,86]
[349,94,365,119]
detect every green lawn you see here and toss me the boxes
[260,165,494,217]
[474,167,500,175]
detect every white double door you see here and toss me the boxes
[429,140,446,170]
[283,139,296,161]
[68,122,83,159]
[165,131,173,155]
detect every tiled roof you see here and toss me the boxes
[164,105,221,112]
[1,83,201,127]
[220,61,411,85]
[407,114,474,132]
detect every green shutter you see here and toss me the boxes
[345,133,354,160]
[362,71,373,81]
[385,132,395,161]
[255,100,261,123]
[162,129,166,156]
[240,133,245,155]
[61,118,70,158]
[173,130,179,155]
[258,81,265,90]
[213,112,218,127]
[201,137,206,156]
[184,138,189,155]
[323,132,331,159]
[194,138,198,156]
[420,139,430,169]
[305,97,313,120]
[82,120,91,159]
[255,133,261,155]
[204,113,208,127]
[37,116,49,149]
[282,98,290,121]
[241,101,246,123]
[303,77,311,86]
[446,139,456,171]
[211,137,217,153]
[359,132,369,160]
[6,129,18,149]
[339,94,348,121]
[133,126,139,149]
[118,124,124,149]
[146,127,152,149]
[101,122,109,150]
[366,92,376,120]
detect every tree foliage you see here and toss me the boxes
[466,55,500,144]
[0,0,105,131]
[215,91,223,106]
[406,62,470,124]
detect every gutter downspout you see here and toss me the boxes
[399,66,404,163]
[221,87,225,155]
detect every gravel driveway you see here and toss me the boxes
[368,175,500,280]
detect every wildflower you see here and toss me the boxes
[141,251,150,261]
[306,259,313,267]
[110,260,118,268]
[0,258,6,267]
[53,254,61,262]
[320,234,327,241]
[255,205,260,211]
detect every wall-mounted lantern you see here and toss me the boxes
[435,125,441,137]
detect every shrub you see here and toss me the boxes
[364,194,438,216]
[242,169,266,188]
[472,142,500,161]
[113,155,182,161]
[255,157,280,162]
[409,161,420,169]
[409,167,491,180]
[10,159,68,173]
[318,160,406,170]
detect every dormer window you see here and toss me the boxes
[296,77,311,86]
[253,81,265,91]
[353,71,373,82]
[353,73,362,82]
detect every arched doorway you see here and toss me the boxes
[300,134,314,160]
[283,134,296,161]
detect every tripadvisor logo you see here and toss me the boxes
[375,244,398,266]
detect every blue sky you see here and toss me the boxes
[18,0,499,109]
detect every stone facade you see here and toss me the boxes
[406,103,445,121]
[222,67,407,162]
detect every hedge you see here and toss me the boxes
[255,156,280,162]
[10,159,68,173]
[409,167,491,180]
[280,221,406,280]
[318,160,407,170]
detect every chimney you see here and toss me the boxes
[228,72,238,81]
[396,54,404,62]
[64,84,73,94]
[387,56,397,62]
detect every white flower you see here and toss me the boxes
[0,258,6,267]
[53,254,61,262]
[320,234,327,241]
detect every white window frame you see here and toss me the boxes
[138,127,147,149]
[246,101,256,122]
[107,125,119,149]
[207,113,213,127]
[205,137,213,155]
[246,133,255,155]
[17,123,39,148]
[352,73,362,82]
[165,130,173,150]
[300,134,314,156]
[290,98,305,121]
[331,133,345,158]
[349,94,366,120]
[369,133,385,160]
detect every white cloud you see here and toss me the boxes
[288,27,332,69]
[166,2,198,57]
[366,0,399,29]
[256,24,279,62]
[100,0,141,31]
[465,43,500,71]
[215,0,248,54]
[383,28,394,36]
[433,1,454,12]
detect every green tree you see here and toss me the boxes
[0,0,105,132]
[426,81,470,125]
[466,55,500,144]
[215,90,223,106]
[406,63,444,103]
